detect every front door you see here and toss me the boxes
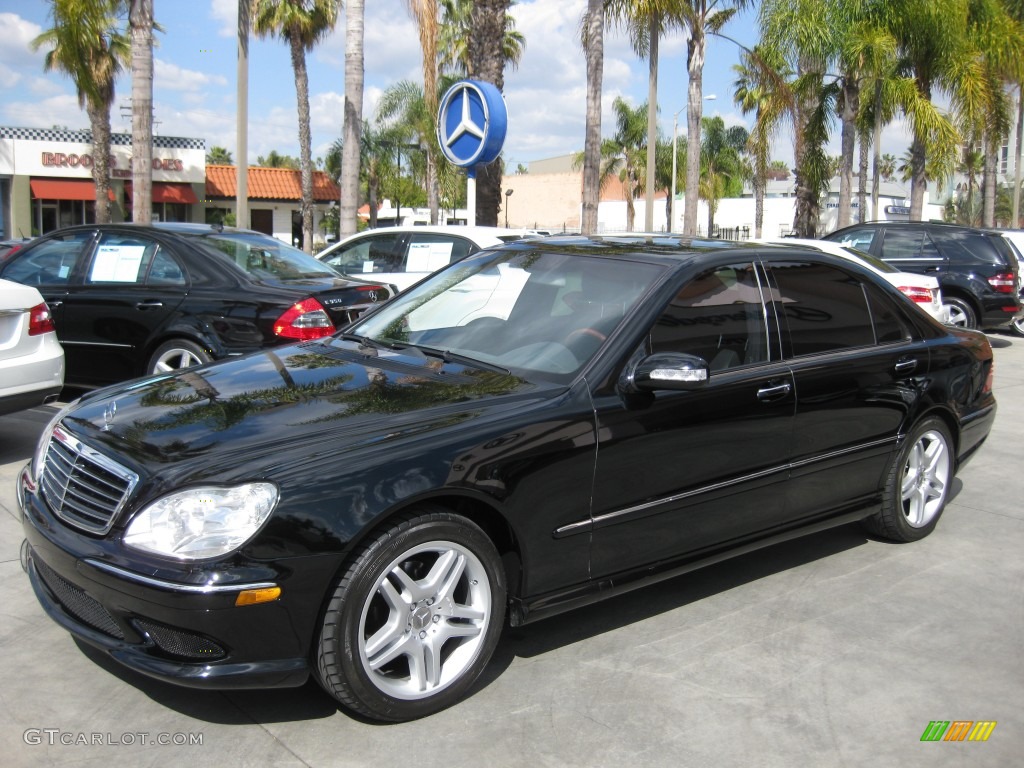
[588,262,797,580]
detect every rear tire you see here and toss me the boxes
[943,297,977,329]
[1011,313,1024,338]
[315,508,505,722]
[148,339,212,375]
[862,417,954,542]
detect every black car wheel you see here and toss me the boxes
[315,508,506,722]
[943,296,977,329]
[863,417,954,542]
[148,339,212,375]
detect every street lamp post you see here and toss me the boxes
[504,188,513,228]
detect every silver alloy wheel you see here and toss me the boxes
[358,540,492,700]
[900,428,951,527]
[1012,315,1024,337]
[152,347,204,373]
[944,302,970,328]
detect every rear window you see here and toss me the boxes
[933,232,1013,267]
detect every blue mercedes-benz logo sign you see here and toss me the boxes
[436,80,508,168]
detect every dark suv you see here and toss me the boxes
[823,221,1022,330]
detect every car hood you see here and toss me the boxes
[61,337,545,480]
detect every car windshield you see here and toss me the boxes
[350,248,664,381]
[190,232,341,280]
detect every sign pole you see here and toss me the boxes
[467,168,476,227]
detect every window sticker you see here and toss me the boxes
[407,242,454,272]
[91,245,147,282]
[362,260,374,273]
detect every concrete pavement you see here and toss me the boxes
[1,332,1022,768]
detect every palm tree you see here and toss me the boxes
[339,0,364,237]
[468,0,513,226]
[207,146,234,165]
[732,46,789,237]
[958,145,985,225]
[606,1,682,232]
[405,0,441,224]
[679,1,750,237]
[439,0,525,77]
[879,153,897,181]
[257,151,300,169]
[581,0,604,234]
[608,97,650,232]
[33,0,128,224]
[129,0,154,224]
[699,116,747,234]
[252,0,339,253]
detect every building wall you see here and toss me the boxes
[501,171,582,232]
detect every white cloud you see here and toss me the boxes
[0,12,43,64]
[155,58,228,92]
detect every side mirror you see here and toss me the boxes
[623,352,710,392]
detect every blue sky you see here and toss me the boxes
[0,1,909,171]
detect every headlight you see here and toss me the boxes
[123,483,278,560]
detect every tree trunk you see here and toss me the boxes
[1014,83,1023,227]
[909,81,932,221]
[469,0,509,226]
[857,122,869,224]
[792,56,819,237]
[290,32,314,253]
[581,0,604,235]
[837,76,857,229]
[88,102,113,224]
[130,0,153,225]
[982,132,997,227]
[871,81,882,221]
[683,28,705,237]
[644,14,658,232]
[339,0,364,237]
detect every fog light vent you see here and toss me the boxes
[133,619,226,660]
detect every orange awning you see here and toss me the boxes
[30,179,115,201]
[126,182,199,204]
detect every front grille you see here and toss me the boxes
[34,556,125,640]
[40,426,138,534]
[133,619,226,660]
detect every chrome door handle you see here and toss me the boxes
[135,300,164,309]
[894,358,917,374]
[757,381,792,401]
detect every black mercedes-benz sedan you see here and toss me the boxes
[18,235,996,722]
[0,223,392,388]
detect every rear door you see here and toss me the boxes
[587,261,797,580]
[766,257,926,522]
[60,231,187,384]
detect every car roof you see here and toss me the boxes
[827,220,1004,236]
[329,224,534,247]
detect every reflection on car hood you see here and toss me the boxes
[62,338,540,473]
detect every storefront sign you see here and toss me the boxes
[41,151,184,176]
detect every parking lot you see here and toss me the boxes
[1,331,1022,768]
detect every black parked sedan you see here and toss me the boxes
[19,235,995,722]
[0,223,391,388]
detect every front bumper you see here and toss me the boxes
[18,464,334,691]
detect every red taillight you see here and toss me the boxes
[28,302,56,336]
[273,298,335,340]
[987,272,1017,294]
[898,285,933,304]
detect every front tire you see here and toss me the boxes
[315,508,506,722]
[863,417,954,542]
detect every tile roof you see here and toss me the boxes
[205,165,339,202]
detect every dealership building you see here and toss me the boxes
[0,126,339,248]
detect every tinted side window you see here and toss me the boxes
[405,234,475,273]
[771,262,874,356]
[147,249,186,285]
[933,232,1008,266]
[1,231,91,285]
[879,229,942,261]
[651,263,769,371]
[864,281,913,344]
